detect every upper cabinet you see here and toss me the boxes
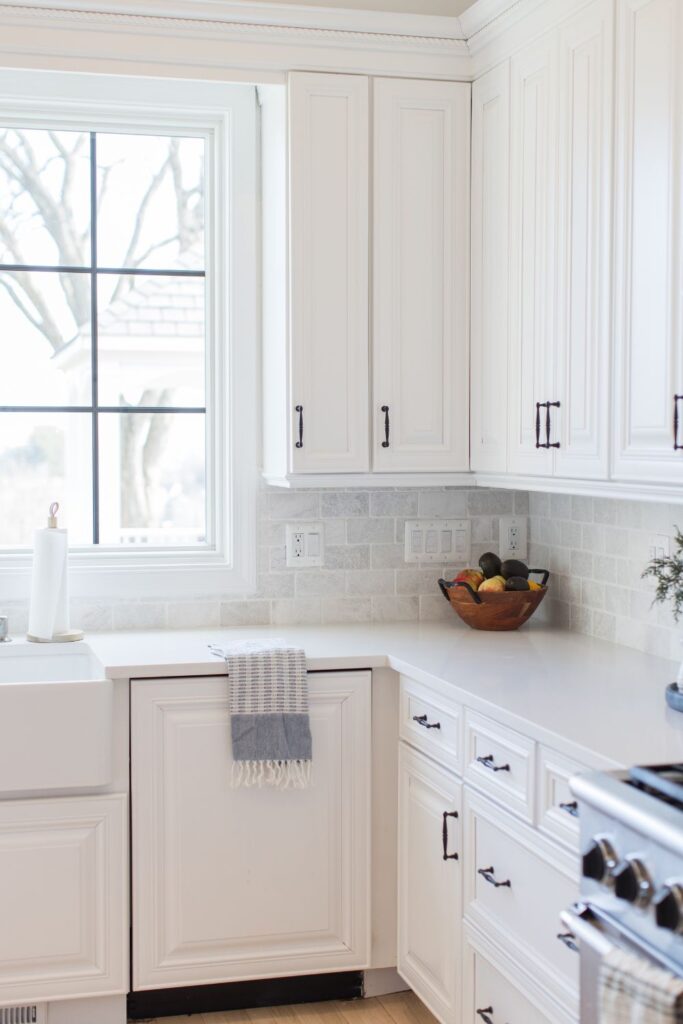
[612,0,683,485]
[373,79,470,473]
[288,73,370,474]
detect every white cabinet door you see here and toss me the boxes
[553,0,613,480]
[470,62,511,474]
[289,72,370,473]
[612,0,683,483]
[0,794,127,1006]
[132,671,371,990]
[397,743,462,1024]
[507,33,558,476]
[373,78,470,473]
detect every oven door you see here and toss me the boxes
[561,903,683,1024]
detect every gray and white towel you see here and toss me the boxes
[600,947,683,1023]
[210,640,312,789]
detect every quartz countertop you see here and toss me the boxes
[83,621,683,771]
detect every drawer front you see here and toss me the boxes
[464,792,579,1007]
[464,711,535,821]
[464,938,554,1024]
[400,675,462,772]
[537,746,585,849]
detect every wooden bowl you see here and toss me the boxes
[437,571,550,631]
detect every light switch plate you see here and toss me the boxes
[404,519,471,564]
[648,534,671,561]
[286,522,324,567]
[499,516,528,560]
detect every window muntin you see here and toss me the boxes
[0,126,208,549]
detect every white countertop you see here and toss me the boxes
[85,622,683,771]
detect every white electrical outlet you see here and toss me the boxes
[648,534,671,561]
[404,520,471,564]
[499,516,528,560]
[286,522,324,567]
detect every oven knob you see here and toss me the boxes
[582,837,618,884]
[613,858,653,907]
[654,884,683,933]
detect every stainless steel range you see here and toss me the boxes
[563,765,683,1023]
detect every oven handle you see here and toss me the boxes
[561,902,683,978]
[560,905,613,957]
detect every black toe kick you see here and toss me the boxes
[127,971,364,1019]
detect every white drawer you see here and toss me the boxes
[399,675,462,772]
[464,936,555,1024]
[464,710,535,821]
[537,746,586,849]
[463,791,579,1009]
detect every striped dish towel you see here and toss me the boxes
[210,640,312,789]
[600,947,683,1023]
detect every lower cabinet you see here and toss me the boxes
[397,743,462,1024]
[0,793,128,1006]
[131,671,371,990]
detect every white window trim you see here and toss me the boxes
[0,69,259,600]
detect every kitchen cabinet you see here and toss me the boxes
[397,743,462,1024]
[0,794,127,1006]
[287,72,370,474]
[373,78,470,473]
[612,0,683,484]
[470,62,511,475]
[131,671,371,991]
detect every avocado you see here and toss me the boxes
[505,576,530,592]
[478,551,502,579]
[500,558,530,580]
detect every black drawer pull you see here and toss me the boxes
[413,714,441,730]
[295,405,303,448]
[557,931,579,953]
[476,1010,494,1024]
[478,866,511,889]
[381,405,390,447]
[559,800,579,818]
[675,395,683,450]
[442,811,458,861]
[477,754,510,773]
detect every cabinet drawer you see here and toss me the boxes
[537,746,585,849]
[464,936,555,1024]
[464,711,535,821]
[399,675,462,772]
[463,791,579,1008]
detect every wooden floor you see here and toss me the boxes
[144,990,438,1024]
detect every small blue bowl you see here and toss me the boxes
[665,683,683,713]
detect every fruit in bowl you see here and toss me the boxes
[479,575,506,593]
[454,568,484,590]
[438,552,550,631]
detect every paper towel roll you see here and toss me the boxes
[28,527,69,641]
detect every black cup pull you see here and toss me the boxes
[675,395,683,450]
[381,405,390,447]
[557,931,579,953]
[442,811,458,861]
[295,405,303,449]
[413,714,441,731]
[476,754,510,773]
[476,1009,495,1024]
[559,800,579,818]
[478,866,511,889]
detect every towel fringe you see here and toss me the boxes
[231,759,312,789]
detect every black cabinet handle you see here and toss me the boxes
[381,405,390,447]
[675,395,683,450]
[478,866,511,889]
[559,800,579,818]
[535,402,542,448]
[535,401,561,449]
[557,931,579,953]
[442,811,458,861]
[413,714,441,730]
[476,754,510,773]
[476,1009,495,1024]
[295,405,303,449]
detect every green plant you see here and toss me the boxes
[642,527,683,621]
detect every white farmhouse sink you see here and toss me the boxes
[0,642,113,794]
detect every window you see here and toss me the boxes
[0,72,259,596]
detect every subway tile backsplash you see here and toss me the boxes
[4,485,682,665]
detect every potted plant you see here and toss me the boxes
[642,528,683,709]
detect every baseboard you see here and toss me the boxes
[363,968,409,998]
[128,971,364,1020]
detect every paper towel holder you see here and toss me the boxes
[27,502,84,644]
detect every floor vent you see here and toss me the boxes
[0,1007,45,1024]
